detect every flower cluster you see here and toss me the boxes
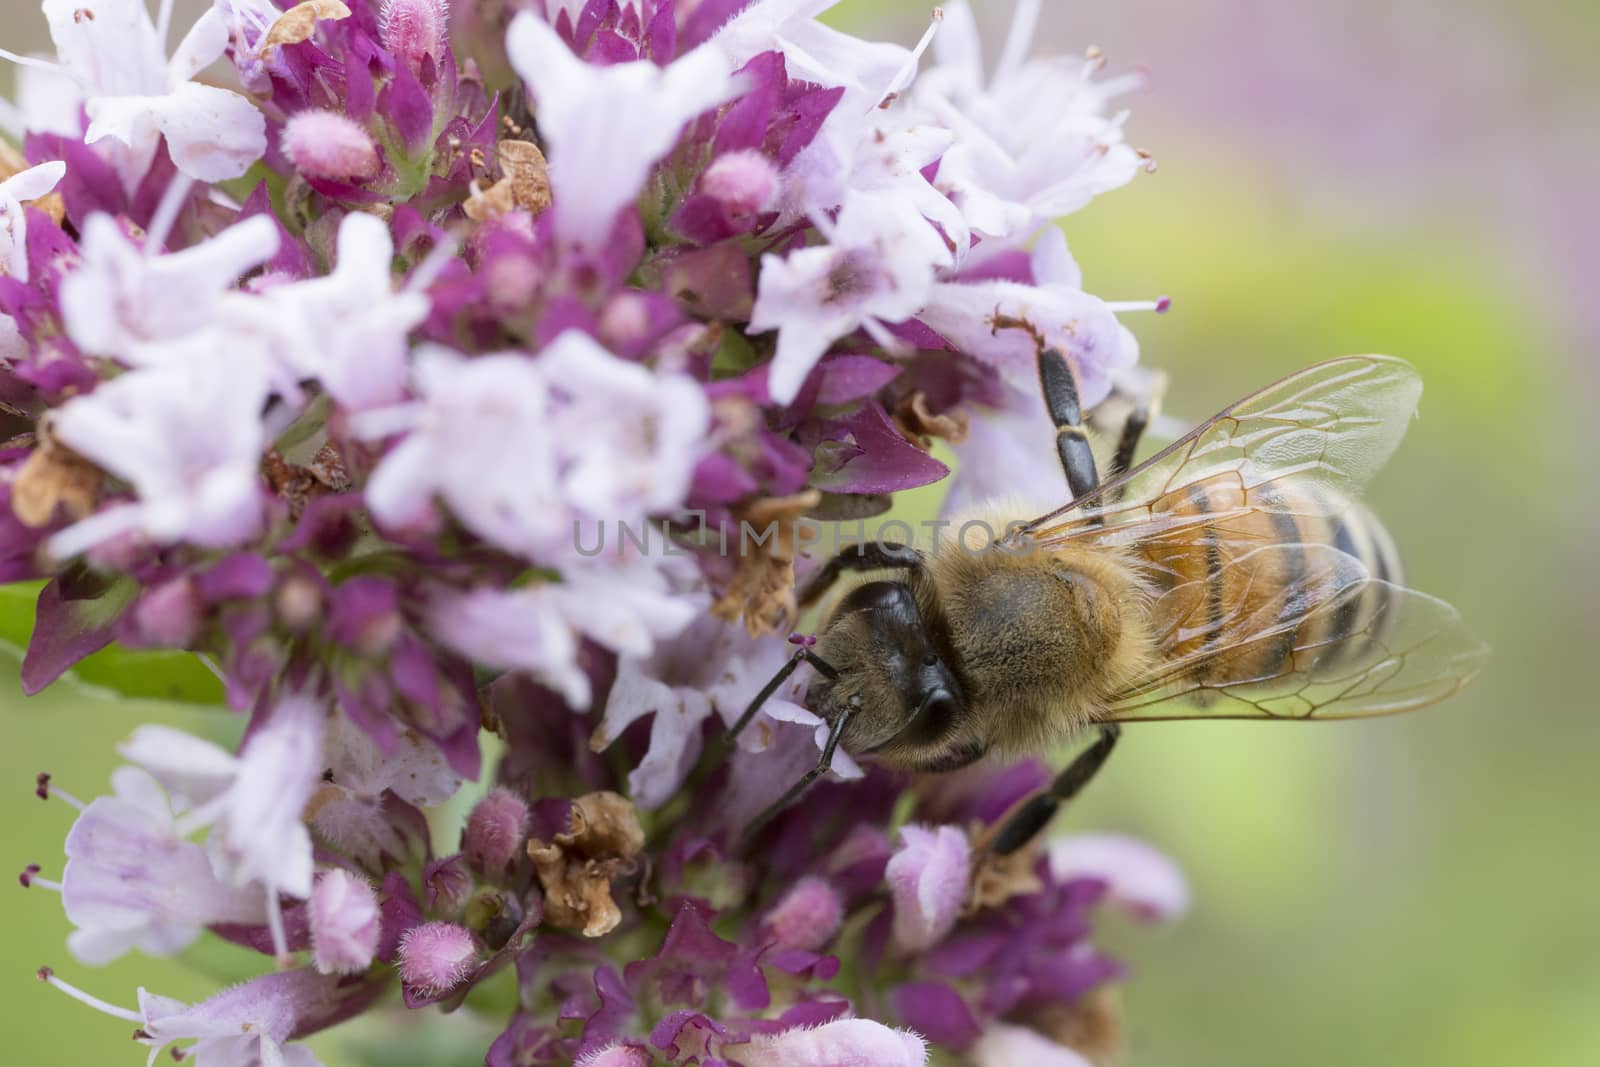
[4,0,1183,1063]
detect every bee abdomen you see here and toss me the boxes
[1139,478,1405,690]
[1315,497,1403,672]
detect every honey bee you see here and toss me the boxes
[726,352,1487,850]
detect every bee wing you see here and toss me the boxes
[1022,355,1424,542]
[1105,542,1488,720]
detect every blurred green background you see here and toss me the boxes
[4,1,1598,1065]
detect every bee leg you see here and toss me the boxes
[797,541,925,609]
[1038,347,1102,503]
[991,725,1121,856]
[1106,404,1150,485]
[736,703,854,850]
[716,646,839,760]
[1102,370,1168,494]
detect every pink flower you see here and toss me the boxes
[885,824,970,952]
[427,556,699,710]
[114,694,325,961]
[282,110,383,183]
[763,875,845,952]
[381,0,450,74]
[305,709,461,871]
[358,345,562,554]
[398,921,479,997]
[309,870,381,975]
[736,1018,928,1067]
[463,788,530,877]
[699,149,780,216]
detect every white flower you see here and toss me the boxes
[359,332,710,558]
[971,1023,1092,1067]
[0,159,64,281]
[40,968,334,1067]
[60,212,280,363]
[428,556,700,709]
[358,345,564,555]
[506,10,740,248]
[53,766,265,965]
[138,969,333,1067]
[210,690,324,900]
[714,0,912,104]
[429,582,588,707]
[259,212,429,412]
[750,189,950,403]
[914,0,1143,242]
[598,612,849,809]
[539,331,710,523]
[1049,832,1191,922]
[47,354,271,557]
[917,225,1138,406]
[307,710,462,868]
[118,694,324,959]
[5,0,267,188]
[780,106,965,252]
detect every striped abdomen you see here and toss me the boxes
[1131,474,1404,692]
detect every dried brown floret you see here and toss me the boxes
[893,390,969,449]
[528,791,644,938]
[712,489,822,637]
[260,0,352,58]
[1025,986,1126,1065]
[464,140,552,221]
[11,421,101,528]
[262,444,351,519]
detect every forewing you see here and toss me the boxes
[1106,543,1488,721]
[1023,355,1423,544]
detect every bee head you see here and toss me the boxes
[809,580,980,770]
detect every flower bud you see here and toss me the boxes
[308,869,381,975]
[381,0,450,74]
[762,875,844,952]
[423,853,473,914]
[463,787,530,877]
[129,578,200,647]
[397,920,478,997]
[274,568,325,634]
[886,823,969,952]
[281,111,382,184]
[700,149,779,217]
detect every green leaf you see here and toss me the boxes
[0,580,226,705]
